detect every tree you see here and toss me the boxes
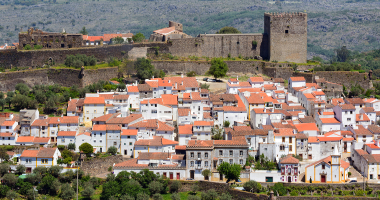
[68,143,76,150]
[200,83,210,90]
[132,32,145,43]
[201,169,211,181]
[169,180,181,193]
[243,180,261,193]
[79,143,93,155]
[136,193,149,200]
[217,162,241,183]
[15,165,26,175]
[5,91,14,108]
[0,99,5,111]
[134,58,155,80]
[149,181,163,195]
[2,174,18,188]
[33,166,47,176]
[219,193,232,200]
[80,26,88,35]
[81,185,95,199]
[107,146,118,155]
[120,194,135,200]
[216,27,241,34]
[16,179,33,195]
[211,128,223,140]
[186,71,196,77]
[24,44,32,50]
[188,195,201,200]
[0,148,10,161]
[15,83,29,95]
[201,189,219,200]
[153,193,164,200]
[100,180,120,200]
[117,83,126,90]
[60,183,75,200]
[271,183,287,196]
[38,174,60,195]
[0,185,9,198]
[335,46,351,62]
[111,36,124,44]
[48,166,63,178]
[120,179,143,198]
[223,121,230,128]
[208,58,228,79]
[0,163,9,176]
[5,190,18,200]
[25,188,36,200]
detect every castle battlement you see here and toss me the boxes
[264,12,307,17]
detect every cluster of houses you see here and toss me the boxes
[2,75,380,183]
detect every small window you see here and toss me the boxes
[229,150,233,156]
[240,151,243,156]
[285,30,289,34]
[322,164,325,169]
[191,152,194,158]
[219,150,223,156]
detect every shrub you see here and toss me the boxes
[24,44,32,50]
[169,180,181,193]
[152,193,164,200]
[290,190,299,196]
[65,54,97,68]
[149,181,163,195]
[187,71,197,77]
[136,192,149,200]
[15,165,26,175]
[188,195,201,200]
[2,174,18,188]
[201,189,218,200]
[190,183,200,195]
[107,146,118,155]
[108,166,113,172]
[120,194,135,200]
[171,193,180,200]
[5,146,14,151]
[6,190,18,200]
[68,143,76,150]
[342,190,352,196]
[272,183,287,196]
[348,172,351,176]
[219,193,232,200]
[243,180,261,193]
[355,189,365,196]
[57,145,65,150]
[34,45,43,49]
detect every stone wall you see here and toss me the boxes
[81,155,124,176]
[314,71,372,90]
[278,197,376,200]
[0,67,119,92]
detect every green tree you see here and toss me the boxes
[79,143,93,156]
[120,179,143,198]
[37,174,60,195]
[81,185,95,199]
[335,46,351,62]
[223,121,230,127]
[25,188,36,200]
[169,180,181,193]
[5,190,18,200]
[15,165,26,175]
[0,185,9,198]
[100,180,120,200]
[33,166,47,176]
[34,90,46,104]
[208,58,228,79]
[60,183,75,200]
[24,44,32,50]
[216,27,241,34]
[243,180,261,193]
[271,183,287,196]
[15,83,29,95]
[5,91,14,108]
[111,36,124,44]
[200,83,210,90]
[0,148,10,161]
[68,143,76,150]
[107,146,118,155]
[48,166,63,178]
[153,193,164,200]
[171,193,180,200]
[2,174,18,188]
[80,26,88,35]
[136,193,149,200]
[186,71,196,77]
[134,58,155,80]
[15,179,33,195]
[148,180,163,195]
[211,128,223,140]
[201,189,218,200]
[201,169,211,181]
[217,162,241,183]
[120,194,135,200]
[117,83,126,90]
[0,163,10,176]
[132,32,145,43]
[0,99,5,111]
[219,193,232,200]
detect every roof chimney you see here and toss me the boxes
[175,83,178,89]
[97,90,99,94]
[360,114,363,120]
[135,80,138,85]
[69,97,71,101]
[181,81,183,85]
[237,76,239,81]
[181,74,184,78]
[152,76,154,79]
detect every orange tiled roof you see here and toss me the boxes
[20,149,39,157]
[121,129,138,136]
[84,97,105,104]
[234,126,252,131]
[178,125,193,135]
[249,77,264,82]
[1,121,16,126]
[31,119,49,127]
[178,108,191,116]
[92,124,107,131]
[353,125,373,136]
[57,131,77,136]
[60,116,79,124]
[290,77,306,81]
[153,27,176,35]
[175,145,186,150]
[162,94,178,105]
[223,106,246,112]
[107,124,121,131]
[99,94,115,99]
[295,123,319,132]
[16,136,35,143]
[356,114,370,122]
[103,33,122,42]
[157,121,175,131]
[127,86,139,93]
[274,128,294,136]
[194,121,214,126]
[320,118,340,124]
[312,91,325,96]
[280,155,299,164]
[33,137,50,143]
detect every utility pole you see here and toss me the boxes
[77,164,79,200]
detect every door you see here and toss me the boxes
[26,167,32,173]
[190,171,194,179]
[170,173,173,180]
[219,173,223,181]
[299,154,303,159]
[100,148,102,153]
[51,137,54,142]
[321,175,326,183]
[344,142,347,153]
[124,150,127,155]
[163,172,167,178]
[288,176,292,183]
[177,173,180,180]
[266,177,273,182]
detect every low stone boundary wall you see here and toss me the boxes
[81,155,124,176]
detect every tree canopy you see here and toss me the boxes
[111,36,124,44]
[208,58,228,79]
[132,33,145,43]
[217,162,241,183]
[134,58,165,80]
[79,143,93,155]
[216,26,241,34]
[80,26,88,35]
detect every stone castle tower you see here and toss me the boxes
[264,12,307,63]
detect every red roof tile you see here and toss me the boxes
[84,97,105,104]
[178,125,193,135]
[92,124,107,131]
[356,114,370,122]
[107,124,121,131]
[194,121,214,126]
[33,137,50,143]
[249,77,264,82]
[60,116,79,124]
[290,77,306,81]
[178,108,191,116]
[16,136,34,143]
[20,149,39,157]
[320,118,340,124]
[280,155,299,164]
[103,33,122,42]
[175,145,186,150]
[127,86,139,93]
[121,129,138,136]
[57,131,77,136]
[295,123,319,132]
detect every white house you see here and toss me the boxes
[75,132,91,152]
[226,78,251,94]
[120,129,138,157]
[278,155,300,183]
[91,124,107,153]
[316,117,341,133]
[288,77,306,90]
[178,124,193,145]
[127,86,140,110]
[83,97,106,123]
[248,77,265,88]
[333,104,356,130]
[57,131,77,147]
[20,147,61,173]
[294,123,319,136]
[360,107,376,124]
[274,128,296,161]
[193,121,213,141]
[133,136,178,158]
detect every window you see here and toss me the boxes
[219,159,223,164]
[229,150,233,156]
[240,151,243,156]
[26,159,32,163]
[152,110,157,113]
[229,159,233,164]
[289,138,292,143]
[100,133,102,136]
[190,161,194,167]
[282,137,285,142]
[345,111,347,114]
[285,30,289,34]
[280,145,285,151]
[124,143,126,145]
[289,145,292,151]
[322,164,325,169]
[113,142,117,146]
[94,133,96,136]
[127,136,130,139]
[240,159,243,165]
[205,153,208,158]
[129,142,132,145]
[350,111,353,114]
[93,140,96,143]
[205,161,208,167]
[219,150,223,156]
[198,153,201,158]
[61,139,65,142]
[41,159,48,164]
[191,152,194,158]
[347,118,351,121]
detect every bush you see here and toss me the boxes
[107,146,118,155]
[342,190,352,196]
[171,193,180,200]
[243,181,261,193]
[149,181,163,195]
[5,146,14,151]
[120,194,135,200]
[153,193,164,200]
[5,190,18,200]
[68,143,76,150]
[272,183,287,196]
[34,45,43,49]
[290,190,299,196]
[65,54,97,68]
[169,180,181,193]
[24,44,32,50]
[219,193,232,200]
[136,192,149,200]
[190,183,200,195]
[201,189,218,200]
[186,71,197,77]
[348,172,351,176]
[355,189,365,196]
[15,165,26,175]
[58,145,65,150]
[2,174,18,188]
[60,183,75,200]
[188,195,201,200]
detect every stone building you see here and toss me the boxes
[19,28,83,49]
[149,21,191,42]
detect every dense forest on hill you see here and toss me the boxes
[0,0,379,60]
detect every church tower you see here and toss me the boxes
[331,144,341,183]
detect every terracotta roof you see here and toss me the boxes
[158,80,173,87]
[107,124,121,131]
[345,98,365,104]
[85,35,104,42]
[1,121,16,126]
[92,124,106,131]
[234,126,252,131]
[172,154,185,160]
[362,154,380,164]
[304,93,315,99]
[99,94,114,100]
[366,143,380,149]
[312,91,325,96]
[153,26,176,35]
[127,86,139,93]
[271,122,294,129]
[353,125,373,136]
[178,125,193,135]
[201,89,209,94]
[91,114,115,122]
[224,106,246,112]
[31,119,49,126]
[247,94,265,104]
[299,116,316,123]
[280,155,299,164]
[120,129,137,136]
[194,121,214,126]
[57,131,77,137]
[263,84,277,90]
[238,88,262,93]
[187,140,214,148]
[138,152,172,160]
[213,137,248,146]
[138,84,152,92]
[161,94,178,105]
[317,136,342,142]
[343,137,354,141]
[61,116,79,124]
[84,97,105,104]
[113,95,129,100]
[103,33,122,42]
[130,119,158,128]
[290,77,306,82]
[249,77,264,82]
[16,136,35,143]
[308,136,319,143]
[175,145,186,150]
[368,125,380,134]
[274,128,295,136]
[320,118,340,124]
[355,149,368,156]
[273,78,284,83]
[356,114,370,122]
[0,132,14,137]
[295,123,319,132]
[296,133,308,139]
[157,121,175,131]
[134,136,178,146]
[33,137,50,143]
[20,149,39,157]
[67,99,78,112]
[164,77,199,89]
[362,107,375,113]
[78,132,91,137]
[178,108,191,116]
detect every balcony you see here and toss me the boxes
[195,165,202,170]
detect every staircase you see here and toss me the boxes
[349,166,364,182]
